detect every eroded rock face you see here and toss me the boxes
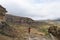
[0,5,7,22]
[48,26,60,40]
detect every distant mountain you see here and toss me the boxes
[53,18,60,21]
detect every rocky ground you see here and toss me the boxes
[24,33,52,40]
[0,25,53,40]
[0,33,52,40]
[23,28,53,40]
[0,22,54,40]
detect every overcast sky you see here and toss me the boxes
[0,0,60,20]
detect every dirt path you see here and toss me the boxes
[30,34,52,40]
[23,28,53,40]
[24,33,52,40]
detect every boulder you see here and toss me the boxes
[48,25,60,40]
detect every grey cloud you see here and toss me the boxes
[0,0,60,20]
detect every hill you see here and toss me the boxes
[5,14,34,24]
[54,18,60,21]
[0,14,56,40]
[0,5,53,40]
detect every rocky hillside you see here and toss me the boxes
[5,14,34,24]
[0,14,54,40]
[0,5,54,40]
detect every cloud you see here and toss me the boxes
[0,0,60,20]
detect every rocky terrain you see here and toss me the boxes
[5,14,34,24]
[48,25,60,40]
[0,14,55,40]
[0,5,60,40]
[0,14,58,40]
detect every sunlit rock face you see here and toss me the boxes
[0,5,7,22]
[48,26,60,40]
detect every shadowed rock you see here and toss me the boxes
[48,25,60,40]
[0,22,20,38]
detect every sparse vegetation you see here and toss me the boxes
[0,5,60,40]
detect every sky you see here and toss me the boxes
[0,0,60,20]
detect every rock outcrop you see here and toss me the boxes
[0,5,24,40]
[48,26,60,40]
[6,14,34,24]
[0,21,25,40]
[0,5,7,22]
